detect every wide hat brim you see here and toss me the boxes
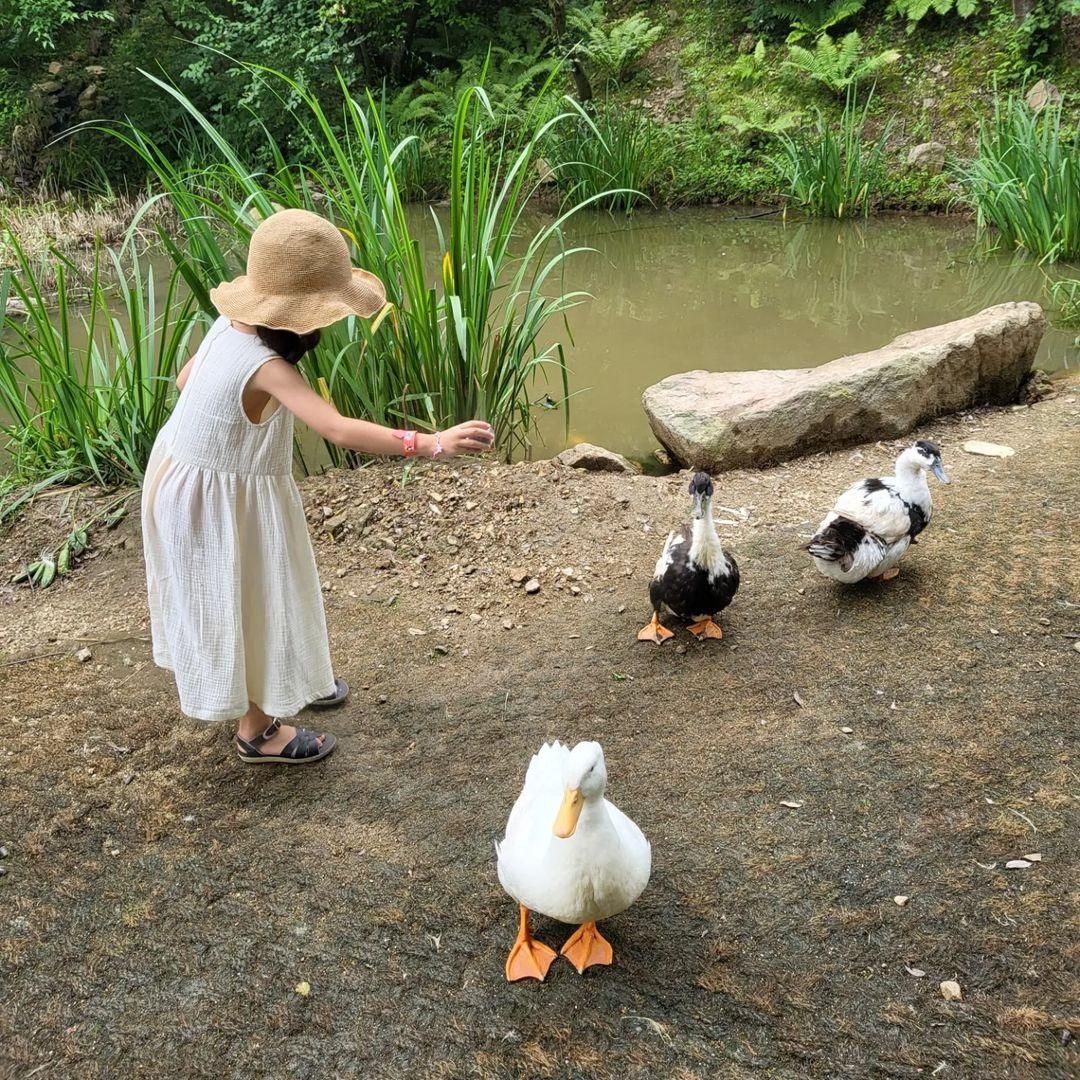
[210,267,387,334]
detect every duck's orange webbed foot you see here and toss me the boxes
[687,617,723,640]
[560,921,614,974]
[505,905,557,982]
[637,612,674,645]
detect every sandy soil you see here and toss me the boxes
[1,383,1078,1080]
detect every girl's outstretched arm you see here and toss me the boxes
[250,358,494,457]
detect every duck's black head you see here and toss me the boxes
[913,440,949,483]
[688,472,714,498]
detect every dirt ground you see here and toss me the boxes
[1,384,1078,1080]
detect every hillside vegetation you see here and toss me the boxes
[3,1,1078,209]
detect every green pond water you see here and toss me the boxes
[3,208,1077,469]
[527,208,1076,461]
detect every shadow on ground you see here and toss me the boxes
[1,387,1078,1079]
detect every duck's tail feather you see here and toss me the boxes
[804,517,865,572]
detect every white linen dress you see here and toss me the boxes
[142,317,336,721]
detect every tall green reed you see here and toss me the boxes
[99,65,612,464]
[954,94,1080,263]
[0,233,201,489]
[774,87,893,219]
[550,102,661,213]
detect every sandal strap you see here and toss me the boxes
[235,718,282,756]
[281,727,322,759]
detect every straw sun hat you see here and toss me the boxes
[210,208,386,335]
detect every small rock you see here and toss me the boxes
[377,694,388,704]
[85,64,106,78]
[75,647,93,663]
[894,895,910,906]
[1004,858,1032,869]
[939,980,962,1002]
[33,80,62,95]
[509,568,529,584]
[962,440,1015,458]
[840,726,854,734]
[0,867,7,878]
[1018,369,1054,404]
[469,613,482,624]
[553,443,639,474]
[779,799,803,809]
[1073,641,1080,654]
[433,644,449,655]
[321,505,334,519]
[524,578,541,595]
[502,619,514,630]
[0,847,7,858]
[48,60,63,75]
[1025,79,1061,113]
[78,84,99,109]
[907,141,946,174]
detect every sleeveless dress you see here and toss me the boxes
[141,317,336,721]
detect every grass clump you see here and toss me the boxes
[550,101,663,213]
[774,87,893,218]
[100,66,611,464]
[0,234,200,490]
[954,93,1080,263]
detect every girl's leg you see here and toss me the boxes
[235,701,326,755]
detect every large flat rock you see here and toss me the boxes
[642,302,1045,472]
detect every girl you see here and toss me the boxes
[142,209,494,765]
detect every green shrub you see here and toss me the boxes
[783,31,901,95]
[720,101,803,143]
[773,87,894,217]
[571,4,663,85]
[887,0,981,31]
[954,93,1080,262]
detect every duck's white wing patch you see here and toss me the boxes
[653,531,684,579]
[833,480,911,544]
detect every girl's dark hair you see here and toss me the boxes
[256,326,321,365]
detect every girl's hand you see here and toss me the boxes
[427,421,495,457]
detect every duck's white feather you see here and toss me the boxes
[497,742,651,926]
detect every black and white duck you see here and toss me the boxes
[804,440,950,584]
[637,472,741,644]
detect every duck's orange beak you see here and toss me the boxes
[553,787,584,838]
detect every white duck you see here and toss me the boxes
[805,440,950,583]
[496,741,651,981]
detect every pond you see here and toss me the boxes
[527,208,1076,461]
[3,208,1076,471]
